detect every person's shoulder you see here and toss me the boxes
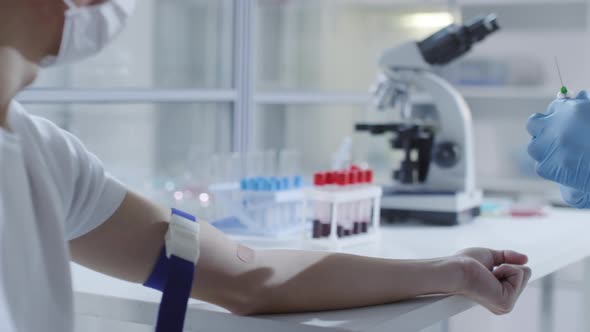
[9,100,72,145]
[9,100,56,132]
[8,100,89,167]
[7,100,28,125]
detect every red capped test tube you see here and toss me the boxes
[361,170,374,233]
[350,171,362,235]
[322,171,336,237]
[312,173,326,238]
[336,171,347,237]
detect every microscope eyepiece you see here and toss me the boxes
[417,13,500,66]
[466,14,499,43]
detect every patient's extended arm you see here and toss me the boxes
[70,191,531,316]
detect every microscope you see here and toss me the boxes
[356,14,500,226]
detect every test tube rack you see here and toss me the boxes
[209,177,307,238]
[305,181,382,246]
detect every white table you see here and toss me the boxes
[73,208,590,332]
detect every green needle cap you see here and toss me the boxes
[561,86,568,95]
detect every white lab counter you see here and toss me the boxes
[73,208,590,332]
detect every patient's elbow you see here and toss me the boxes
[224,290,271,316]
[228,302,262,316]
[200,247,278,316]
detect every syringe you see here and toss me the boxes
[555,56,571,99]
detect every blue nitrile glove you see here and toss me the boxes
[527,90,590,208]
[560,186,590,209]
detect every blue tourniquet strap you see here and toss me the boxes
[144,209,198,332]
[171,208,197,222]
[144,248,169,292]
[155,255,195,332]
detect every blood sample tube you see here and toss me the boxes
[361,170,374,233]
[336,172,347,237]
[312,173,325,239]
[321,171,335,237]
[347,171,356,236]
[351,171,362,235]
[343,172,354,237]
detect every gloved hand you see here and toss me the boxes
[560,186,590,209]
[527,90,590,207]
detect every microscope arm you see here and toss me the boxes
[372,40,477,193]
[410,70,477,193]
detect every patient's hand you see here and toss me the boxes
[453,248,531,315]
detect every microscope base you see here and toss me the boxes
[381,206,481,226]
[380,190,483,226]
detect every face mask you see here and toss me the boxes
[41,0,136,67]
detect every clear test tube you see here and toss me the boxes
[277,175,290,227]
[270,177,282,228]
[259,178,273,229]
[278,149,301,177]
[208,154,224,218]
[280,180,292,229]
[292,175,303,229]
[228,152,242,183]
[246,151,265,178]
[269,178,279,230]
[250,178,263,229]
[263,150,277,177]
[281,176,290,191]
[271,178,281,230]
[209,154,222,184]
[226,153,242,220]
[293,175,303,189]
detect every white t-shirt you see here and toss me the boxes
[0,101,127,332]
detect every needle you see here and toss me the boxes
[554,56,568,95]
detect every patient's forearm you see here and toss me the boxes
[206,248,462,315]
[255,251,461,313]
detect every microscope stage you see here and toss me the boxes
[381,189,483,226]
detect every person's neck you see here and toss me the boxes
[0,47,38,129]
[0,104,8,129]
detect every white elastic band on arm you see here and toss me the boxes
[165,213,200,264]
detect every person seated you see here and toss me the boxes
[0,1,531,331]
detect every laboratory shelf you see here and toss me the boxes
[253,87,557,107]
[252,87,554,107]
[458,0,586,5]
[255,92,371,105]
[254,91,433,106]
[329,0,450,7]
[16,88,238,104]
[459,87,555,100]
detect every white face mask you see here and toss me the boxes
[41,0,136,67]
